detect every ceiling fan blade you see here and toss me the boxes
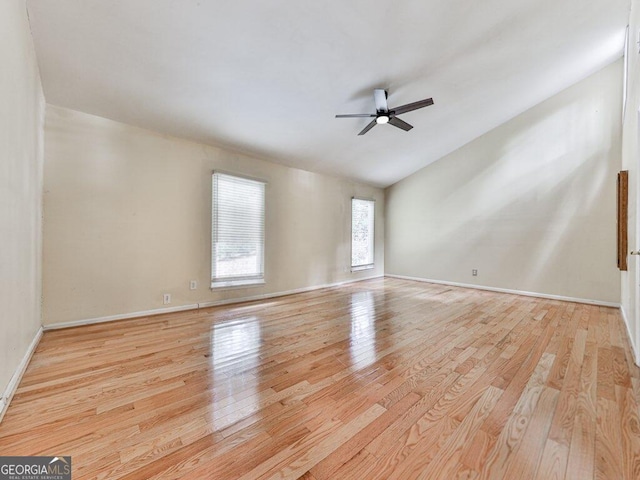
[388,117,413,132]
[374,89,388,112]
[392,98,434,116]
[336,113,376,118]
[358,120,377,136]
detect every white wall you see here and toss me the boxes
[386,61,622,304]
[622,0,640,364]
[0,0,44,408]
[42,106,384,326]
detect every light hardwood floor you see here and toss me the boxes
[1,277,639,479]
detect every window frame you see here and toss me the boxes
[350,197,375,272]
[211,171,266,289]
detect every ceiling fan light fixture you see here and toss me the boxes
[336,89,433,135]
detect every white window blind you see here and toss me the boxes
[351,198,375,270]
[212,172,265,288]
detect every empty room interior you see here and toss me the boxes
[3,0,640,478]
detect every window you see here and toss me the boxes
[351,198,375,271]
[211,172,265,288]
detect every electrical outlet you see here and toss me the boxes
[190,280,197,290]
[472,269,478,276]
[163,293,171,305]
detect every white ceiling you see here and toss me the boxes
[27,0,630,187]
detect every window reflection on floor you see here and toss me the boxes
[349,291,377,368]
[208,316,261,430]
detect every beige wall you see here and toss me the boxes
[43,106,384,325]
[0,1,44,403]
[386,61,622,304]
[622,0,640,364]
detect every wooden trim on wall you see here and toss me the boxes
[618,170,628,271]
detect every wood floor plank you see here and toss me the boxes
[566,339,598,480]
[309,392,420,479]
[414,385,504,480]
[477,352,556,479]
[329,449,379,480]
[534,438,569,480]
[547,329,587,447]
[503,386,560,479]
[615,384,640,480]
[0,278,638,480]
[595,397,623,480]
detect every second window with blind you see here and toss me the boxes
[351,198,375,271]
[211,172,265,288]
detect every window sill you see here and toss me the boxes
[351,265,374,273]
[211,279,265,290]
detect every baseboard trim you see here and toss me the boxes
[385,274,620,308]
[0,327,43,423]
[620,306,640,366]
[43,275,384,331]
[43,303,200,331]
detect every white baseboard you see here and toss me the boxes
[44,303,200,331]
[0,326,43,423]
[620,306,640,367]
[43,275,384,331]
[385,274,621,308]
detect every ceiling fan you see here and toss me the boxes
[336,89,434,136]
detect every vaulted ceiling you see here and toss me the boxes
[27,0,630,187]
